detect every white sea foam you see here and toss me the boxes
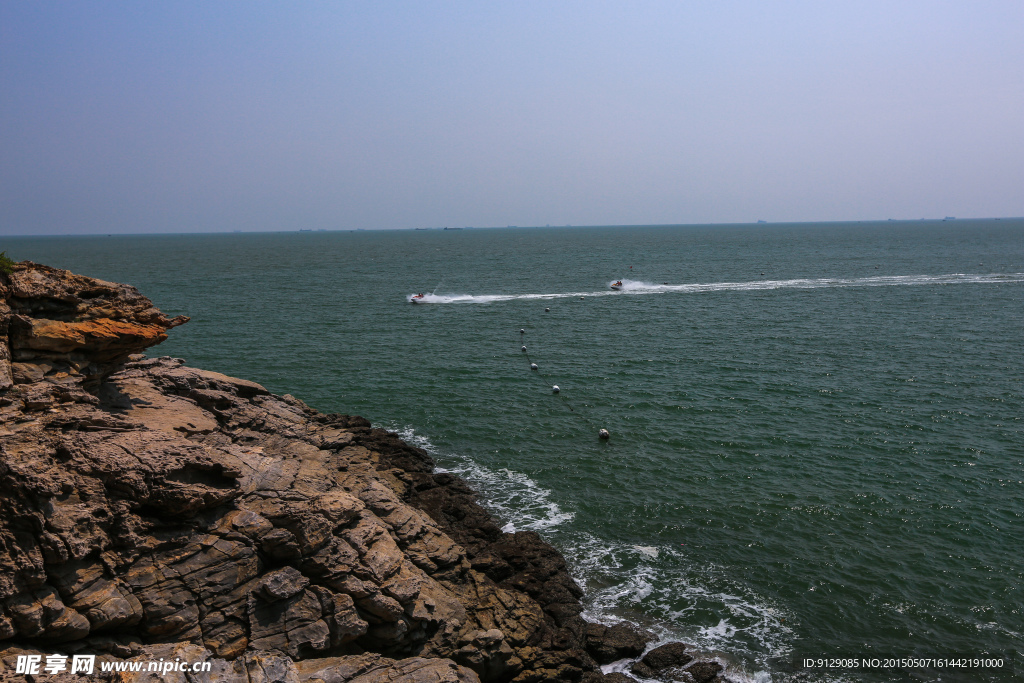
[388,424,799,681]
[391,426,574,532]
[407,273,1024,304]
[565,533,797,678]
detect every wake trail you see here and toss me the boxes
[408,273,1024,304]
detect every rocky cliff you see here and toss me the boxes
[0,262,725,683]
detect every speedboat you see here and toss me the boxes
[409,293,426,303]
[610,280,623,290]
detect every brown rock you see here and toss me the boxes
[631,641,695,679]
[583,674,634,683]
[686,660,724,682]
[10,362,49,384]
[259,568,311,602]
[585,622,654,664]
[10,316,170,355]
[1,261,188,386]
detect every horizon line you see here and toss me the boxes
[2,215,1021,238]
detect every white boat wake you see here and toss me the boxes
[407,273,1024,304]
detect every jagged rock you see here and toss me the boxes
[10,362,48,384]
[685,660,724,682]
[631,641,694,678]
[584,674,634,683]
[0,261,187,387]
[585,622,654,664]
[292,654,481,683]
[452,629,522,681]
[258,568,310,603]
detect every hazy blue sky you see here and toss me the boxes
[2,1,1022,235]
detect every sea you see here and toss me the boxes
[7,220,1023,682]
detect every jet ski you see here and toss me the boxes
[409,293,427,303]
[610,280,623,290]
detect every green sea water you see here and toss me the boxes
[7,220,1023,681]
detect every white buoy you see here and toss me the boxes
[579,297,584,300]
[552,385,560,393]
[520,328,525,334]
[530,363,538,370]
[545,307,550,312]
[598,428,610,440]
[521,345,527,352]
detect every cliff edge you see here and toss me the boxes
[0,263,724,683]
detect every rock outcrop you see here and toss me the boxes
[0,263,726,682]
[0,262,187,392]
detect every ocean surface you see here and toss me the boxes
[7,220,1023,682]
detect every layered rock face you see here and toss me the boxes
[0,264,725,683]
[0,262,187,391]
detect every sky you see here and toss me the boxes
[2,1,1022,235]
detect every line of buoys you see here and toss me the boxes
[516,326,609,440]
